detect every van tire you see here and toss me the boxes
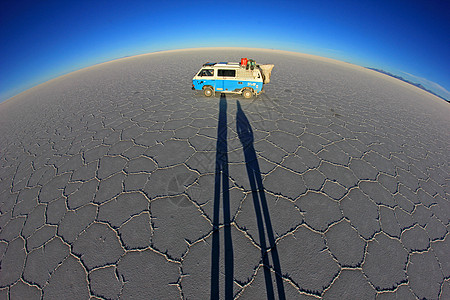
[242,89,253,99]
[203,87,213,97]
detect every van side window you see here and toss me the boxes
[218,69,236,77]
[199,69,214,76]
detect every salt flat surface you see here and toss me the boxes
[0,48,449,299]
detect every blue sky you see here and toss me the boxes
[1,0,449,102]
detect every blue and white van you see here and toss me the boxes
[192,61,274,99]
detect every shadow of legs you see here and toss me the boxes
[236,100,286,300]
[211,94,234,299]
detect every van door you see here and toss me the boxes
[217,69,236,92]
[196,69,215,90]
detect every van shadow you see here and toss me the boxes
[210,94,285,300]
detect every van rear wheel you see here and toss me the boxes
[203,87,213,97]
[242,89,253,99]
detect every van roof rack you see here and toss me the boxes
[202,61,257,68]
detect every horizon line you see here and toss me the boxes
[1,46,447,104]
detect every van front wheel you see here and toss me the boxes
[203,87,213,97]
[242,89,253,99]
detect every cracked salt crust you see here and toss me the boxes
[0,48,448,299]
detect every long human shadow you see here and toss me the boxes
[236,100,286,300]
[211,94,233,299]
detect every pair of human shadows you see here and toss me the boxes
[210,94,285,300]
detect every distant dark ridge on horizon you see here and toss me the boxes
[3,47,448,105]
[366,67,449,103]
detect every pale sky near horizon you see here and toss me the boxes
[1,0,449,102]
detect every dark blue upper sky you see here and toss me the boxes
[1,0,449,102]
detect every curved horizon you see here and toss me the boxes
[3,47,447,105]
[1,0,449,102]
[1,47,362,103]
